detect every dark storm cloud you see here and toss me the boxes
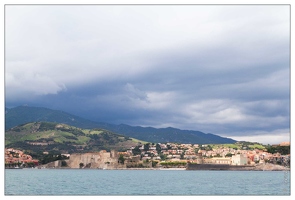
[5,5,290,144]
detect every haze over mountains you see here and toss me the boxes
[5,106,236,144]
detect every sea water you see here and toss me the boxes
[4,169,290,195]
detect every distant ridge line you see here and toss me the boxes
[5,105,236,144]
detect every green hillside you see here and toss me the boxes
[5,122,145,154]
[5,106,103,130]
[210,142,267,151]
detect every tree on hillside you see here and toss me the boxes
[132,146,141,155]
[144,143,150,151]
[160,153,167,161]
[156,143,161,154]
[180,152,185,159]
[266,145,290,155]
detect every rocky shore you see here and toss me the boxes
[253,163,290,171]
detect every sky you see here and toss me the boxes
[4,5,290,145]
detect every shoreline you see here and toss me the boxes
[6,168,289,171]
[7,162,288,171]
[7,166,289,171]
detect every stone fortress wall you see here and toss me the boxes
[66,150,125,169]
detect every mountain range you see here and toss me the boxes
[5,105,236,144]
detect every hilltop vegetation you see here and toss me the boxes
[201,142,289,155]
[5,122,144,154]
[210,142,266,151]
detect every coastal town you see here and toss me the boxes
[5,141,290,170]
[5,148,39,168]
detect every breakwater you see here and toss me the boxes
[186,163,255,170]
[186,163,290,171]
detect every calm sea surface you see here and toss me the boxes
[5,169,290,195]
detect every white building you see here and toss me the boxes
[231,154,248,165]
[254,154,260,162]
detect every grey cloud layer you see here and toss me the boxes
[5,5,290,144]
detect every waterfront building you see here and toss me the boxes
[211,157,232,164]
[231,154,248,165]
